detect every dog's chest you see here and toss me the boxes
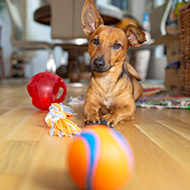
[102,97,113,109]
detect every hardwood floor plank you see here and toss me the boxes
[4,110,47,141]
[157,119,190,141]
[19,135,76,190]
[135,122,190,173]
[0,140,39,174]
[122,123,190,190]
[170,109,190,123]
[0,175,22,190]
[0,108,35,141]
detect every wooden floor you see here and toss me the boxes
[0,79,190,190]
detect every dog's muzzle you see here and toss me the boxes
[92,57,110,73]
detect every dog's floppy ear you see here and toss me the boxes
[123,24,146,47]
[81,0,104,37]
[126,62,141,80]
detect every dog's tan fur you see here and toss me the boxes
[82,0,146,127]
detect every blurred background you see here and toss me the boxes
[0,0,189,90]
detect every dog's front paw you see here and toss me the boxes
[100,114,116,128]
[84,116,101,127]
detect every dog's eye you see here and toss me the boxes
[113,42,122,49]
[92,38,99,45]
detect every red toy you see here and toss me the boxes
[27,72,67,110]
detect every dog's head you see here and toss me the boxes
[81,0,146,74]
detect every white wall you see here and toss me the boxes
[129,0,146,24]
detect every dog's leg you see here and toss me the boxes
[131,78,143,101]
[83,101,101,125]
[100,104,136,128]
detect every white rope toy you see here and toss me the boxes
[45,103,82,137]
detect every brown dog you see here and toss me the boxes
[81,0,146,128]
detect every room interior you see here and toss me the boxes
[0,0,190,190]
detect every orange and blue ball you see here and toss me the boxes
[68,125,134,190]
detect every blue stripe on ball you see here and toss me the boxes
[81,132,100,190]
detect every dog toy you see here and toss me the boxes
[45,103,82,137]
[68,126,134,190]
[27,72,67,110]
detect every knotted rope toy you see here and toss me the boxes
[45,103,82,137]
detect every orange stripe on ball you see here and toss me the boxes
[68,139,90,189]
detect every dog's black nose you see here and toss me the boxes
[93,58,105,68]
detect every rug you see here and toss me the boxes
[136,88,190,109]
[68,88,190,110]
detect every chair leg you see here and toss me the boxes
[46,50,56,73]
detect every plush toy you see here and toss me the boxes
[45,103,82,137]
